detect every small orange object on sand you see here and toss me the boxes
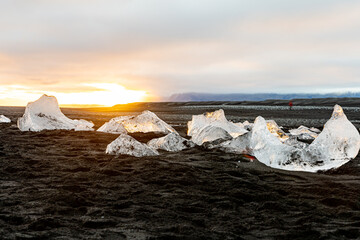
[243,154,256,161]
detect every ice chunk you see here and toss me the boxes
[191,125,233,145]
[98,110,176,134]
[310,127,321,133]
[220,132,252,154]
[106,134,159,157]
[250,116,297,170]
[266,120,288,142]
[303,104,360,169]
[251,105,360,172]
[187,109,247,138]
[148,132,194,152]
[289,125,318,140]
[242,120,254,131]
[284,136,309,150]
[17,95,94,132]
[97,118,128,134]
[0,115,11,123]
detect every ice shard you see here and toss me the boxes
[266,120,289,142]
[106,134,159,157]
[220,132,252,154]
[17,95,94,132]
[289,125,318,141]
[191,125,233,145]
[187,109,247,140]
[250,116,297,170]
[98,110,176,134]
[148,132,194,152]
[97,118,128,134]
[303,104,360,170]
[0,115,11,123]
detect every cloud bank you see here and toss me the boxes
[0,0,360,104]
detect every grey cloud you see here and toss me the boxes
[0,0,360,96]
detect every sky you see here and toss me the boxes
[1,0,360,106]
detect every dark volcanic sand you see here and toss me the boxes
[0,103,360,239]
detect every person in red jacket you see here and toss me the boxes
[289,100,293,110]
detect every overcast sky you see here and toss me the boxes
[1,0,360,104]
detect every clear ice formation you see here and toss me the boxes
[106,134,159,157]
[98,110,176,134]
[97,118,128,134]
[220,133,252,154]
[148,132,194,152]
[303,105,360,169]
[250,105,360,172]
[289,125,318,140]
[17,95,94,132]
[250,116,298,170]
[218,105,360,172]
[266,120,289,142]
[242,121,254,131]
[310,127,321,133]
[187,109,247,145]
[0,115,11,123]
[191,125,233,145]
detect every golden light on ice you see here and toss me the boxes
[56,83,146,106]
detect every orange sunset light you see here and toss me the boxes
[0,83,147,107]
[56,83,147,106]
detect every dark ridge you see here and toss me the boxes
[104,97,360,111]
[166,92,360,102]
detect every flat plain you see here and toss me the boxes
[0,101,360,239]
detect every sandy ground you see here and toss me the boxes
[0,103,360,239]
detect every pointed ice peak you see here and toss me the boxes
[309,104,360,162]
[40,94,50,98]
[205,109,227,122]
[253,116,267,131]
[331,104,345,120]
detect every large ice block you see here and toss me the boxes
[191,125,233,145]
[98,110,176,134]
[17,95,94,132]
[187,109,247,145]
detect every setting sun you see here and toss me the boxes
[0,83,147,107]
[55,83,146,107]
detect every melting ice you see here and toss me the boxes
[98,110,176,134]
[17,95,94,132]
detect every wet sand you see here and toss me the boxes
[0,103,360,239]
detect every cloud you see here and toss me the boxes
[0,0,360,101]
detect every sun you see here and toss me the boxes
[55,83,146,107]
[0,83,147,107]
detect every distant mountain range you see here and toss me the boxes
[166,92,360,102]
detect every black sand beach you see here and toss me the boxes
[1,101,360,239]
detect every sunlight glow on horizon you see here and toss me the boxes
[0,83,147,107]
